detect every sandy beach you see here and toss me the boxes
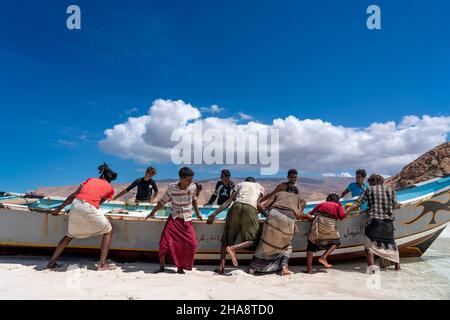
[1,229,449,300]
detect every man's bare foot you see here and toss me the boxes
[97,263,117,271]
[226,246,238,267]
[281,267,293,276]
[46,262,61,270]
[302,269,313,274]
[177,269,185,274]
[318,257,332,269]
[153,266,166,273]
[214,268,225,275]
[395,263,401,271]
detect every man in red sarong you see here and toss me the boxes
[147,167,203,274]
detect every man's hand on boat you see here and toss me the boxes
[207,214,217,224]
[51,208,63,216]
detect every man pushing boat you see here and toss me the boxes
[112,166,159,203]
[146,167,203,274]
[207,177,265,274]
[46,163,118,271]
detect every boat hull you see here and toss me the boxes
[1,187,449,265]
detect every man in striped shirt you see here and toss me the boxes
[147,167,203,274]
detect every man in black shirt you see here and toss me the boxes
[113,167,159,203]
[207,169,235,206]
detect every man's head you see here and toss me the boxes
[145,166,156,179]
[98,163,118,183]
[287,169,298,185]
[220,169,231,184]
[326,193,340,203]
[179,167,195,188]
[367,174,384,186]
[245,177,256,183]
[355,169,367,184]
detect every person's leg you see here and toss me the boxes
[318,244,337,269]
[157,255,166,272]
[215,241,227,274]
[395,262,401,271]
[98,230,115,270]
[305,251,314,274]
[226,241,254,267]
[365,249,375,269]
[47,236,73,268]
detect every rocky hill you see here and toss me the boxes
[385,142,450,188]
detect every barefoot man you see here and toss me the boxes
[47,163,118,271]
[207,177,264,274]
[305,193,346,274]
[345,174,402,272]
[146,167,203,274]
[249,187,312,276]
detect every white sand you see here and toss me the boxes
[1,236,450,300]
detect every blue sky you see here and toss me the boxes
[0,0,449,192]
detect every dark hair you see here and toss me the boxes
[179,167,195,179]
[368,174,384,186]
[287,169,298,177]
[146,167,156,175]
[221,169,231,177]
[326,193,340,203]
[245,176,256,182]
[98,163,118,183]
[355,169,367,177]
[195,182,202,190]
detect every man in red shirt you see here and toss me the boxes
[46,163,118,271]
[305,193,346,274]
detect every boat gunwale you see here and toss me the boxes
[1,176,449,223]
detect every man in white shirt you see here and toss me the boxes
[207,177,265,274]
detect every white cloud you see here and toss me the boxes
[239,112,253,120]
[339,172,353,178]
[99,99,450,175]
[200,104,223,114]
[124,107,138,116]
[58,139,76,147]
[322,173,337,177]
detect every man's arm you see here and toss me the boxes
[207,182,221,205]
[113,180,138,200]
[392,189,401,210]
[206,191,236,224]
[346,189,368,214]
[192,199,203,221]
[52,185,82,216]
[259,182,288,203]
[146,201,164,219]
[341,189,350,198]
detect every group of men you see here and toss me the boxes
[47,164,401,274]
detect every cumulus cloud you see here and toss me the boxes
[99,99,450,175]
[239,112,253,120]
[200,104,223,114]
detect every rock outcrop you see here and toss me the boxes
[385,142,450,188]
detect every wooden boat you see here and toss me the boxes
[0,177,449,264]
